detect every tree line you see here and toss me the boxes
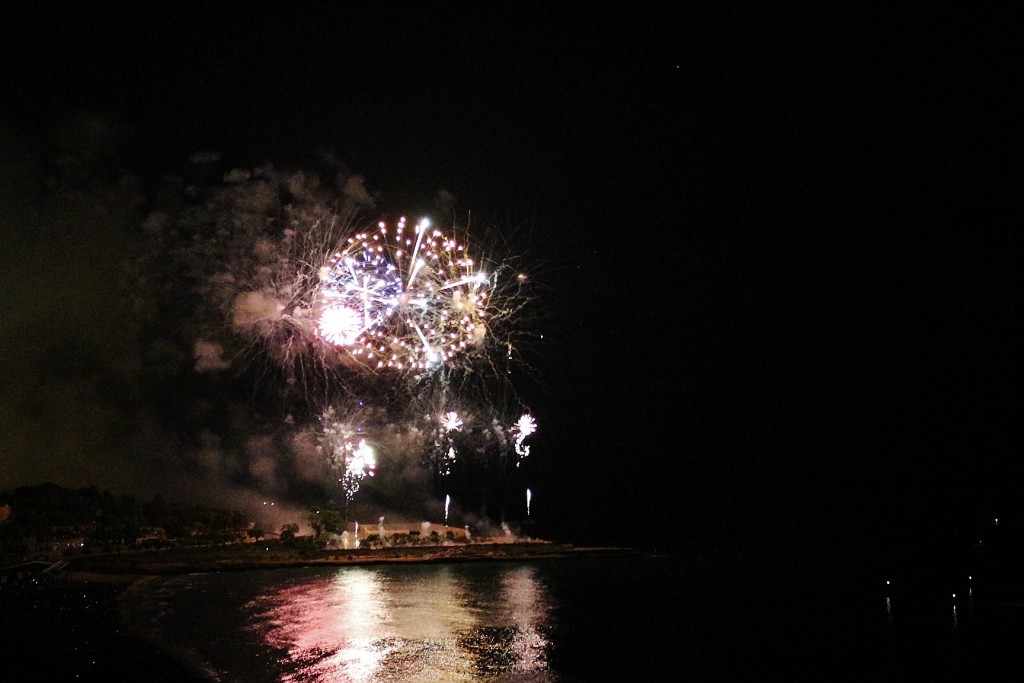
[0,482,250,551]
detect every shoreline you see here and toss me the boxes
[52,540,642,580]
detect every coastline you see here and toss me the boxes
[55,540,641,578]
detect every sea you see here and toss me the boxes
[119,549,1024,681]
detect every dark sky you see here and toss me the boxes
[1,3,1020,552]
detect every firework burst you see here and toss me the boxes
[132,160,547,526]
[315,217,492,373]
[438,410,463,477]
[339,438,377,501]
[316,405,377,503]
[512,413,537,466]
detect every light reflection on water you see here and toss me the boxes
[120,554,1024,680]
[239,564,553,682]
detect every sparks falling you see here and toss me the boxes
[317,406,377,503]
[340,439,377,501]
[512,413,537,466]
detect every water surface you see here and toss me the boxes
[121,553,1024,681]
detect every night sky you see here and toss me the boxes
[1,3,1019,554]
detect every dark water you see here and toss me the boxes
[120,553,1024,681]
